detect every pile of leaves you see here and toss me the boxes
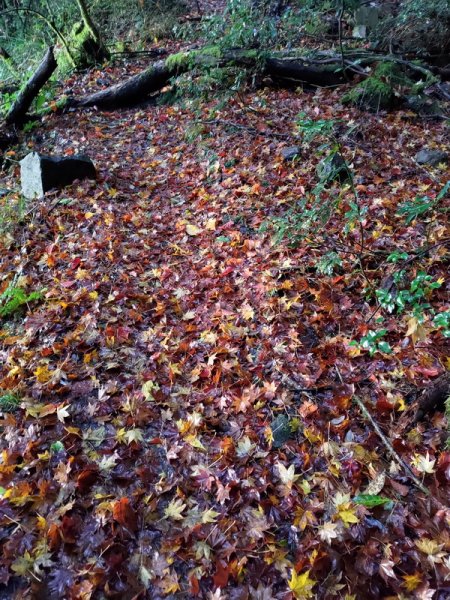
[0,60,449,598]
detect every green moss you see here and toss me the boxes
[166,51,192,71]
[58,21,108,72]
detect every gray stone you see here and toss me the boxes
[271,414,291,448]
[353,6,380,38]
[281,146,300,161]
[415,148,448,167]
[317,152,351,183]
[406,95,443,117]
[20,152,96,199]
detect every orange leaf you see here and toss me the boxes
[113,497,138,532]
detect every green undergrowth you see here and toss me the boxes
[0,195,27,235]
[261,112,449,356]
[0,282,43,320]
[343,62,415,111]
[0,393,20,413]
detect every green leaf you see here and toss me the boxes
[353,494,392,508]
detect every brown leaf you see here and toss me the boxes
[112,497,138,533]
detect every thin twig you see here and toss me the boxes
[353,395,429,495]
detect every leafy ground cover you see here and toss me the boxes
[0,58,449,598]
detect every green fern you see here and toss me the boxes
[0,393,20,413]
[0,284,43,318]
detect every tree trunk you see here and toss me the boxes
[75,0,101,44]
[5,46,57,126]
[71,0,109,65]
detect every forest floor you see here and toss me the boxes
[0,45,449,599]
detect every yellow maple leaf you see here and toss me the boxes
[415,538,444,556]
[34,365,52,383]
[405,316,427,344]
[240,303,255,321]
[201,508,220,523]
[402,572,422,592]
[124,428,144,444]
[338,508,359,527]
[184,433,206,451]
[164,498,186,520]
[57,404,70,423]
[142,380,159,401]
[288,569,316,599]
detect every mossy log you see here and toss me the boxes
[67,51,350,110]
[5,46,57,126]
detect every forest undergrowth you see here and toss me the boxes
[0,56,449,599]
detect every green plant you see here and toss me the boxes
[433,310,450,338]
[0,282,43,319]
[316,251,342,276]
[50,440,65,453]
[0,393,20,413]
[397,182,450,225]
[376,271,442,320]
[0,194,27,235]
[351,329,392,356]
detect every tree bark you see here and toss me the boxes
[67,59,178,109]
[265,57,346,87]
[5,46,57,126]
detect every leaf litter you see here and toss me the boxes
[0,65,449,599]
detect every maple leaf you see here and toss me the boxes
[240,302,254,321]
[411,452,436,474]
[402,572,422,592]
[164,498,186,520]
[98,452,119,471]
[333,492,359,527]
[338,508,359,527]
[113,497,138,532]
[415,539,446,564]
[245,507,271,540]
[405,316,427,344]
[379,559,397,581]
[57,404,70,423]
[236,436,255,457]
[34,364,53,383]
[184,433,206,451]
[201,508,220,524]
[318,521,340,544]
[11,551,34,576]
[288,569,316,599]
[160,570,180,594]
[142,380,159,401]
[276,463,299,486]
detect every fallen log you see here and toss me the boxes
[5,46,57,126]
[67,59,177,109]
[265,57,346,87]
[59,48,448,113]
[67,51,351,110]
